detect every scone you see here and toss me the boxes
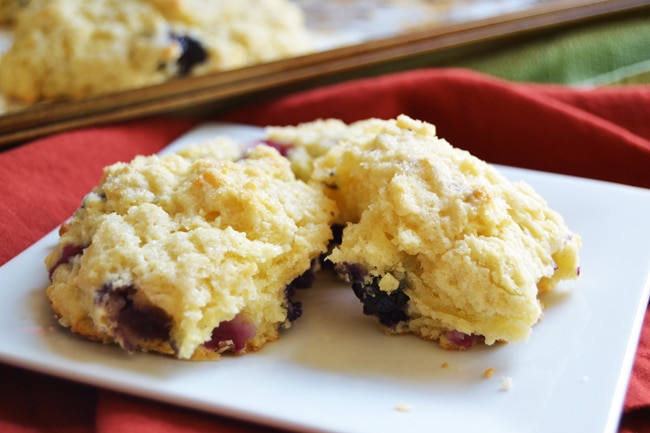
[146,0,313,75]
[0,0,28,23]
[0,0,182,104]
[0,0,312,104]
[267,115,581,350]
[45,139,338,360]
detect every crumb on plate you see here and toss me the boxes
[500,376,513,391]
[395,403,412,413]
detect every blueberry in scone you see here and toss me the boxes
[0,0,312,104]
[45,139,337,360]
[0,0,180,103]
[169,33,207,76]
[267,115,582,350]
[147,0,313,74]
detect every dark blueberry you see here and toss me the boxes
[170,34,207,76]
[283,258,321,323]
[96,283,172,353]
[336,262,409,327]
[320,224,344,271]
[284,278,303,323]
[203,314,257,353]
[48,243,87,281]
[285,295,303,323]
[287,258,319,291]
[335,261,366,284]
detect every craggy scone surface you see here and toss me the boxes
[45,140,337,360]
[0,0,312,104]
[268,115,581,349]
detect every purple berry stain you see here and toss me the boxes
[96,283,172,353]
[48,244,87,281]
[204,314,257,353]
[255,139,293,157]
[442,330,483,350]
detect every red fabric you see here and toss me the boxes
[222,69,650,189]
[0,69,649,432]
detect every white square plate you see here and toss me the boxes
[1,123,649,433]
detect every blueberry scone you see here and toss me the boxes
[45,140,337,360]
[0,0,29,23]
[0,0,184,104]
[267,115,581,350]
[0,0,311,104]
[146,0,313,74]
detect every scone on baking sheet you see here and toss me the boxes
[147,0,313,74]
[268,114,581,350]
[0,0,28,24]
[44,139,338,360]
[0,0,312,104]
[0,0,178,104]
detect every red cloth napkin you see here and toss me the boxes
[1,69,649,433]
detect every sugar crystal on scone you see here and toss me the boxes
[45,141,337,360]
[267,114,581,349]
